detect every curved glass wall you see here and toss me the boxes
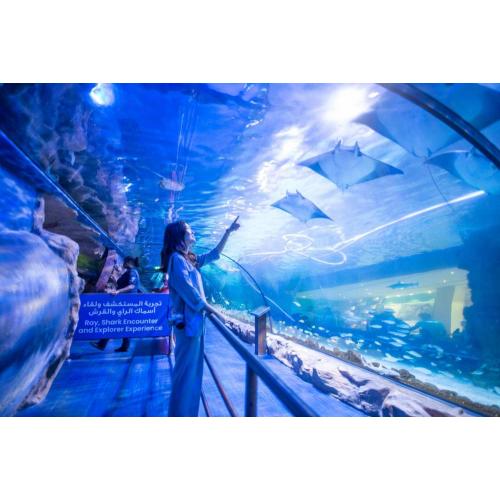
[0,83,498,414]
[201,252,269,326]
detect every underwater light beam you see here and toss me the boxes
[246,190,485,266]
[334,190,486,252]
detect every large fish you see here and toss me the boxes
[425,149,500,195]
[387,281,419,289]
[271,190,333,223]
[299,140,403,191]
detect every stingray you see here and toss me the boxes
[271,190,333,223]
[356,85,500,157]
[299,140,403,191]
[425,149,500,195]
[356,94,455,157]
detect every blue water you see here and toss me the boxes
[0,83,499,410]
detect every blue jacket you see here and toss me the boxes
[167,248,220,337]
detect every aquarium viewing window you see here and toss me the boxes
[1,82,499,417]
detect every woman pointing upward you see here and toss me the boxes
[161,217,240,417]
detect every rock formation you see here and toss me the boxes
[0,165,84,415]
[224,316,500,416]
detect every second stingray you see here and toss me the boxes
[299,140,403,191]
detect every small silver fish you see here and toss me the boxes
[384,354,401,362]
[407,350,422,358]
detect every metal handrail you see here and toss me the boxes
[200,389,211,417]
[196,245,285,334]
[204,353,238,417]
[208,314,318,417]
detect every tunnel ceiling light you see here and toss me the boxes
[90,83,115,106]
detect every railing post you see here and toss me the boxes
[245,306,271,416]
[209,314,319,416]
[245,366,258,417]
[252,306,270,356]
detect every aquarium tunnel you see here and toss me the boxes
[1,83,499,417]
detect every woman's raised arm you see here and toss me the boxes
[215,216,240,254]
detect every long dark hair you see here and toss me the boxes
[123,256,140,268]
[161,220,196,272]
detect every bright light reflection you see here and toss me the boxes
[275,126,302,138]
[90,83,115,106]
[277,137,302,160]
[273,126,306,162]
[324,87,371,123]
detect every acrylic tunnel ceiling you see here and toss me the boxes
[1,83,499,290]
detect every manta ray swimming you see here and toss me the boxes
[271,190,333,223]
[356,84,500,157]
[299,140,403,191]
[425,149,500,195]
[356,95,456,157]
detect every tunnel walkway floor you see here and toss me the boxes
[17,338,174,417]
[16,323,366,417]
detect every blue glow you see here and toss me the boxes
[1,83,500,415]
[89,83,115,106]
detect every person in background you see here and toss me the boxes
[152,271,169,294]
[91,256,143,353]
[162,216,240,417]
